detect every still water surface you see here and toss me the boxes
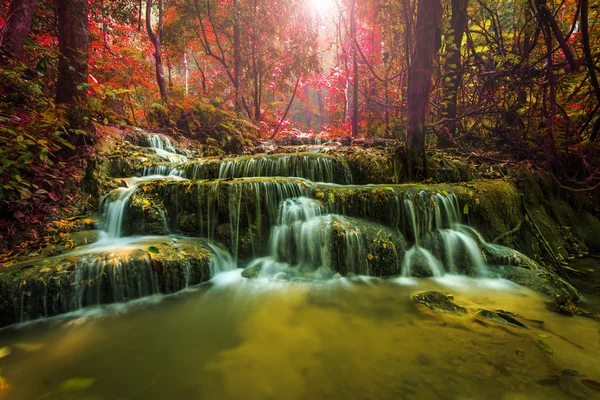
[0,272,599,400]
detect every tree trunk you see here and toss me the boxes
[439,0,467,147]
[56,0,88,106]
[404,0,442,180]
[233,0,242,113]
[146,0,168,103]
[0,0,37,62]
[317,86,326,132]
[350,0,359,137]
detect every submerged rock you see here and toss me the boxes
[413,291,528,329]
[413,292,468,315]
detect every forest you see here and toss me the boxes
[0,0,599,398]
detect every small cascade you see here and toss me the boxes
[398,192,489,277]
[102,175,186,238]
[147,135,189,163]
[246,197,405,278]
[142,164,181,177]
[148,178,311,263]
[241,189,500,279]
[181,153,353,184]
[103,186,138,238]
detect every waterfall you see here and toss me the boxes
[102,186,138,238]
[101,175,185,238]
[142,165,181,177]
[246,197,402,277]
[243,190,493,279]
[181,154,353,184]
[147,135,189,163]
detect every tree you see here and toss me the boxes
[0,0,37,62]
[350,0,359,137]
[439,0,467,147]
[146,0,168,102]
[405,0,442,179]
[56,0,89,107]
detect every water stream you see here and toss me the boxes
[1,272,599,400]
[2,138,599,398]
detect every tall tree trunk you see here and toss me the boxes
[233,0,242,113]
[350,0,359,137]
[0,0,37,62]
[184,52,189,95]
[581,0,600,142]
[56,0,88,106]
[146,0,168,103]
[304,86,311,130]
[439,0,467,147]
[317,86,326,132]
[404,0,442,180]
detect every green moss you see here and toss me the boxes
[0,238,215,327]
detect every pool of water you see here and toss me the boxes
[0,272,599,400]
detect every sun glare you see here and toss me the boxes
[308,0,337,17]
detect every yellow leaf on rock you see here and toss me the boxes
[60,378,96,391]
[0,347,11,359]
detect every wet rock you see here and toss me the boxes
[0,239,216,328]
[413,292,468,315]
[473,309,528,329]
[414,291,528,329]
[241,265,261,279]
[181,152,354,184]
[490,265,580,302]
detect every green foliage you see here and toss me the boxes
[0,63,77,207]
[147,98,260,154]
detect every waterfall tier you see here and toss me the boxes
[0,238,232,327]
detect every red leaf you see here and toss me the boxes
[48,192,59,202]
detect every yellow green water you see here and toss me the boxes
[0,273,599,400]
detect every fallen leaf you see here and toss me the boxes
[537,333,550,338]
[535,340,553,354]
[367,253,374,261]
[14,342,45,352]
[60,377,96,392]
[0,347,11,359]
[48,192,59,202]
[148,246,160,254]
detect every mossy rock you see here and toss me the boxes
[126,178,313,261]
[490,265,580,301]
[180,152,354,184]
[0,238,216,328]
[413,292,468,315]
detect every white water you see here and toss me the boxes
[101,175,185,238]
[181,154,353,184]
[148,135,189,163]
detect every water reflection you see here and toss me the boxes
[0,274,599,400]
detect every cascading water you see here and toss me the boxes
[101,175,185,238]
[147,134,189,163]
[243,189,494,279]
[2,133,549,329]
[180,153,353,184]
